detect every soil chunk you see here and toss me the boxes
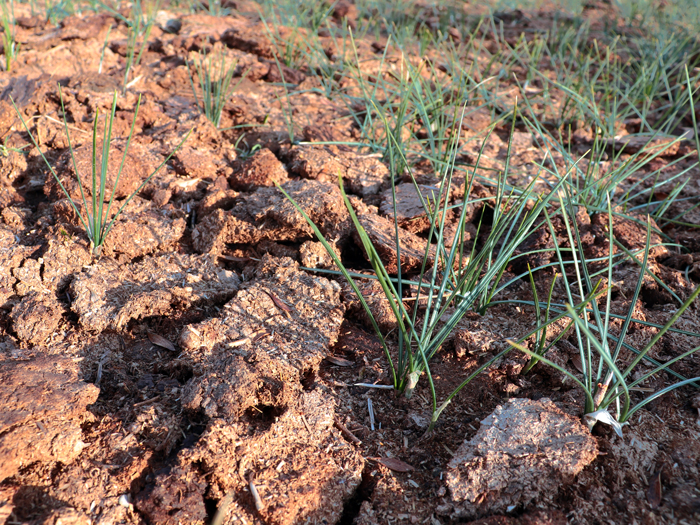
[70,253,239,332]
[138,390,363,525]
[0,356,99,482]
[442,398,598,519]
[46,140,161,204]
[179,255,345,417]
[229,147,289,191]
[10,291,65,345]
[192,179,351,255]
[355,211,435,273]
[287,145,389,196]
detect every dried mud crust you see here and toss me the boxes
[1,2,700,525]
[440,398,598,519]
[10,291,65,345]
[70,252,240,332]
[286,145,390,197]
[192,179,352,255]
[179,255,345,418]
[137,390,363,525]
[45,140,162,204]
[0,355,99,481]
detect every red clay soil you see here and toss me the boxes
[1,2,700,525]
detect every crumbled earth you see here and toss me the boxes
[1,2,700,525]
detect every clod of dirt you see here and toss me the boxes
[221,22,301,59]
[355,210,435,274]
[52,196,188,261]
[264,59,306,85]
[229,147,289,191]
[179,255,345,418]
[0,356,99,482]
[41,237,93,292]
[192,179,351,255]
[0,228,34,307]
[172,145,231,180]
[70,253,239,332]
[591,212,668,259]
[196,178,239,218]
[100,197,188,259]
[343,278,398,333]
[10,291,65,345]
[287,145,389,196]
[441,398,598,519]
[12,256,44,296]
[299,239,339,270]
[138,390,363,525]
[379,182,444,233]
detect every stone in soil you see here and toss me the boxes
[441,398,598,519]
[0,355,99,482]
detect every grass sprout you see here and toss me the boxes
[510,193,700,433]
[98,0,158,92]
[12,86,191,257]
[1,0,19,72]
[279,109,568,429]
[186,46,248,128]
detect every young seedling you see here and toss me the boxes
[279,107,568,429]
[12,86,191,257]
[97,0,158,92]
[186,46,248,128]
[510,194,700,435]
[1,0,19,72]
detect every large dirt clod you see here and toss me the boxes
[179,255,345,418]
[10,291,65,345]
[45,140,161,204]
[70,252,239,332]
[442,398,598,519]
[0,356,99,482]
[229,147,289,191]
[287,145,389,197]
[137,390,363,525]
[192,179,351,255]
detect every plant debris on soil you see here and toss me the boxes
[2,1,700,524]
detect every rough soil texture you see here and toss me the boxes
[442,398,598,519]
[1,2,700,525]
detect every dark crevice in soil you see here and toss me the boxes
[338,465,377,525]
[244,403,287,433]
[301,367,317,391]
[203,497,219,522]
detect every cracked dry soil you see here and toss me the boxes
[2,2,700,525]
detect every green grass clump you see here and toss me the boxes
[186,47,248,128]
[280,108,571,429]
[12,87,190,258]
[98,0,158,93]
[511,193,700,435]
[1,0,19,72]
